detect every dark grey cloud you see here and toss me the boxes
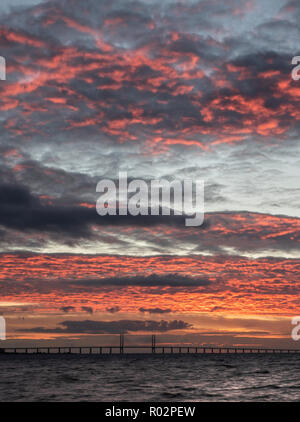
[60,306,75,313]
[139,307,172,314]
[0,183,206,239]
[81,306,93,314]
[0,183,99,238]
[0,177,299,258]
[68,274,211,288]
[19,319,192,334]
[106,306,121,314]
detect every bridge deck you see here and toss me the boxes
[1,346,299,355]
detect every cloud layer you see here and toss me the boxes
[0,0,299,345]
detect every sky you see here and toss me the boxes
[0,0,300,349]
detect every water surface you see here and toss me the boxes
[0,354,300,401]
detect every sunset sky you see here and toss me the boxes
[0,0,300,349]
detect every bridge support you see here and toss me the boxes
[120,334,124,354]
[152,335,156,354]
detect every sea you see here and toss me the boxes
[0,354,300,402]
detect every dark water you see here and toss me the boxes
[1,354,300,402]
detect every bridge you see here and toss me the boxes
[1,335,299,355]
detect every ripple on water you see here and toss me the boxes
[0,354,299,401]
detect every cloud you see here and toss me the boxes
[2,252,300,318]
[139,307,172,314]
[81,306,93,314]
[0,183,99,238]
[19,319,192,334]
[0,0,299,153]
[0,0,298,256]
[0,0,299,346]
[0,0,43,14]
[106,306,121,314]
[0,183,206,240]
[0,183,299,257]
[60,306,75,313]
[68,273,211,288]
